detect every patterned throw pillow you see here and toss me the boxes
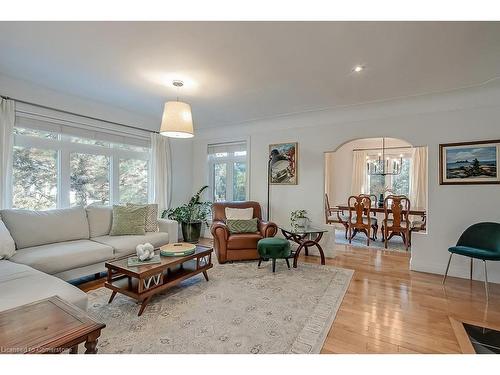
[126,203,158,232]
[110,205,147,236]
[226,218,259,234]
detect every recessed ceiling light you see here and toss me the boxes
[352,65,365,73]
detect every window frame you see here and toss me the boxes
[12,131,151,209]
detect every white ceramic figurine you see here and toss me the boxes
[136,242,155,261]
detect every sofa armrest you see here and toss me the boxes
[158,218,178,243]
[258,220,278,238]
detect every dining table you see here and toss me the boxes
[335,204,426,230]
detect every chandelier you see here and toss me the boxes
[366,138,403,176]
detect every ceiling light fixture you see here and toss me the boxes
[160,80,194,138]
[352,65,365,73]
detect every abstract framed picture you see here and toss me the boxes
[439,140,500,185]
[269,142,298,185]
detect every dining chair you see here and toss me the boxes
[381,195,411,250]
[347,195,374,246]
[360,194,379,240]
[324,193,349,239]
[443,222,500,302]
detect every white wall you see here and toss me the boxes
[326,137,411,205]
[0,73,194,209]
[191,82,500,283]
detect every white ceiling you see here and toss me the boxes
[0,22,499,129]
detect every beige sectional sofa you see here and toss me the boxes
[0,205,177,312]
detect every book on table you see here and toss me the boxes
[127,255,162,267]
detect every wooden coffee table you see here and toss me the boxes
[0,296,105,354]
[105,245,213,316]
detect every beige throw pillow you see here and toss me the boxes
[110,205,147,236]
[126,203,159,232]
[225,207,253,220]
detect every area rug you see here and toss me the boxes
[86,260,353,354]
[334,228,409,252]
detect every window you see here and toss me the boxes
[12,146,58,210]
[11,113,151,209]
[119,158,149,204]
[368,156,411,198]
[208,141,248,202]
[70,153,110,206]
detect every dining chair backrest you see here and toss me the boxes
[324,193,331,222]
[348,195,371,225]
[384,195,410,227]
[456,222,500,253]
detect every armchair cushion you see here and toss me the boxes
[227,233,262,250]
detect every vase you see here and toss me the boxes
[181,221,202,243]
[295,217,308,227]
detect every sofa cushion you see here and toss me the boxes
[0,207,90,249]
[92,232,169,257]
[0,260,88,312]
[227,233,262,250]
[9,240,113,275]
[0,220,16,259]
[86,205,113,237]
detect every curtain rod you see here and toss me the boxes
[1,94,159,134]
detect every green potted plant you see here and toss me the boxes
[162,186,212,243]
[290,209,309,228]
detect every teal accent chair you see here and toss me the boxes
[443,222,500,301]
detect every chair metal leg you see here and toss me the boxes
[470,258,473,280]
[443,253,453,284]
[483,260,489,302]
[272,258,276,273]
[258,258,262,268]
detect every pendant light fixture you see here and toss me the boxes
[160,80,194,138]
[366,137,403,176]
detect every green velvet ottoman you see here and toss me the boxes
[257,237,292,272]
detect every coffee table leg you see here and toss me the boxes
[108,291,117,304]
[84,331,101,354]
[203,270,209,281]
[138,297,151,316]
[315,243,326,265]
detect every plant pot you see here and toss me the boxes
[181,221,202,243]
[293,217,308,227]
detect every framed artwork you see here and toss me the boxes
[439,140,500,185]
[269,142,298,185]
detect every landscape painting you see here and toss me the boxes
[440,140,500,185]
[269,142,298,184]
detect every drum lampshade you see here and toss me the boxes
[160,101,194,138]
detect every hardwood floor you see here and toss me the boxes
[79,238,500,354]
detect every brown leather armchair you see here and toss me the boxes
[211,201,277,263]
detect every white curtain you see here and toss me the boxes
[150,133,172,213]
[324,152,335,202]
[409,146,428,209]
[351,150,368,195]
[0,99,15,209]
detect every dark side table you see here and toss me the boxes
[279,225,327,268]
